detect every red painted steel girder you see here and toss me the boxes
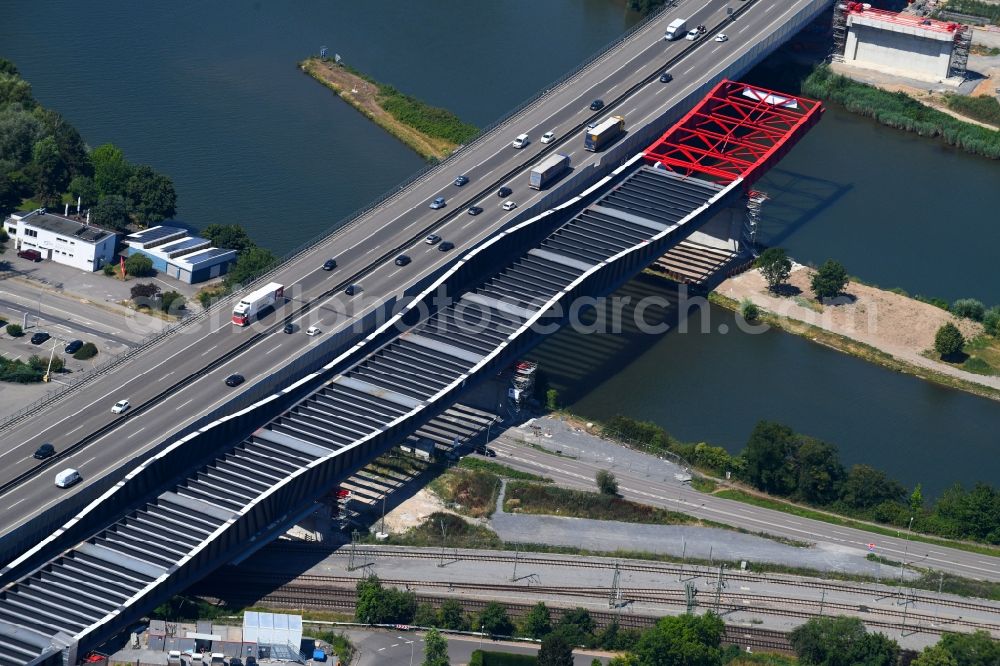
[643,79,823,186]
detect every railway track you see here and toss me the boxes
[261,542,1000,615]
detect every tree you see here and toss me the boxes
[354,575,416,625]
[810,259,849,301]
[912,645,958,666]
[793,438,845,505]
[421,628,449,666]
[0,71,33,108]
[27,136,67,206]
[90,143,133,197]
[554,607,596,647]
[537,634,574,666]
[983,306,1000,337]
[124,253,155,277]
[5,323,23,337]
[91,194,130,231]
[546,387,559,411]
[477,601,513,638]
[933,322,964,359]
[68,175,98,207]
[596,469,618,496]
[202,223,257,254]
[632,613,724,666]
[160,290,184,314]
[225,246,277,287]
[34,107,91,179]
[0,104,44,170]
[910,483,924,516]
[757,247,791,292]
[790,616,898,666]
[521,601,552,639]
[125,164,177,224]
[130,282,161,301]
[741,421,800,496]
[438,599,468,631]
[950,298,985,322]
[934,630,1000,666]
[839,465,906,510]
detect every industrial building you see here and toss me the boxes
[125,225,237,284]
[4,208,118,272]
[833,2,970,82]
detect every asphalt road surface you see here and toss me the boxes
[0,0,824,542]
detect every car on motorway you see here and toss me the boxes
[511,133,529,149]
[540,131,556,144]
[64,339,83,354]
[714,33,728,42]
[54,468,81,488]
[283,323,295,334]
[467,205,483,216]
[322,258,337,271]
[306,325,322,336]
[438,241,454,252]
[497,186,512,198]
[33,443,55,460]
[453,175,469,186]
[395,254,411,266]
[659,71,673,83]
[502,200,517,211]
[589,99,604,111]
[345,284,359,296]
[17,249,42,261]
[225,373,245,387]
[30,332,50,345]
[429,196,446,209]
[425,234,441,245]
[111,399,130,414]
[698,24,707,33]
[685,29,699,40]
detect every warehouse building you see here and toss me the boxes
[5,208,118,272]
[125,225,237,284]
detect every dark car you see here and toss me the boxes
[33,443,55,460]
[497,186,512,198]
[697,24,707,33]
[230,659,243,666]
[438,241,455,252]
[475,446,497,457]
[283,323,295,334]
[590,99,604,111]
[225,373,245,387]
[64,339,83,354]
[467,206,483,216]
[322,258,337,271]
[659,72,673,83]
[394,254,411,267]
[17,249,42,261]
[30,332,50,345]
[453,175,469,186]
[345,284,359,296]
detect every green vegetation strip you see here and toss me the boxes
[715,489,1000,559]
[505,481,704,526]
[803,65,1000,160]
[457,457,553,482]
[946,93,1000,128]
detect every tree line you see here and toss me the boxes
[1,58,177,229]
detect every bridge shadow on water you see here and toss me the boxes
[753,167,854,251]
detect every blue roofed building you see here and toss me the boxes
[124,225,237,284]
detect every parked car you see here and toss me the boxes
[225,373,245,387]
[475,446,497,457]
[17,249,42,261]
[540,131,556,144]
[467,205,483,216]
[497,186,512,198]
[438,241,455,252]
[589,99,604,111]
[30,332,50,345]
[322,258,337,271]
[429,196,446,209]
[33,443,55,460]
[714,33,728,42]
[502,200,517,211]
[111,399,130,414]
[453,175,469,186]
[283,323,295,334]
[395,254,411,266]
[659,72,673,83]
[64,339,83,354]
[306,326,322,336]
[425,234,441,245]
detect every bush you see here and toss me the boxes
[545,388,559,411]
[740,299,760,322]
[951,298,985,321]
[160,290,184,314]
[124,253,154,277]
[984,307,1000,337]
[102,263,116,276]
[5,323,23,337]
[130,282,160,301]
[934,322,965,359]
[596,470,618,496]
[73,341,98,360]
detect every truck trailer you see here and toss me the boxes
[585,116,625,152]
[232,282,284,326]
[529,153,571,190]
[664,18,687,40]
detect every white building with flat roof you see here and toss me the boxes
[5,209,118,272]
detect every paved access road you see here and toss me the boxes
[0,0,819,540]
[488,417,1000,583]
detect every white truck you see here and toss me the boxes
[232,282,284,326]
[664,18,687,41]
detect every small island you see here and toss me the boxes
[300,56,478,161]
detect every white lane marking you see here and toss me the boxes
[264,344,282,355]
[81,456,97,466]
[8,498,26,509]
[126,427,146,439]
[174,398,194,412]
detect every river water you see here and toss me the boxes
[3,2,998,494]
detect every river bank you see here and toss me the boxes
[300,57,477,161]
[711,265,1000,402]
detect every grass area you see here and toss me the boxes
[715,489,1000,559]
[802,65,1000,160]
[429,467,501,518]
[370,511,503,549]
[505,481,702,526]
[937,0,1000,25]
[690,476,718,493]
[945,93,1000,128]
[457,456,553,482]
[960,335,1000,376]
[709,291,1000,402]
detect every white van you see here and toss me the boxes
[54,468,81,488]
[511,133,529,149]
